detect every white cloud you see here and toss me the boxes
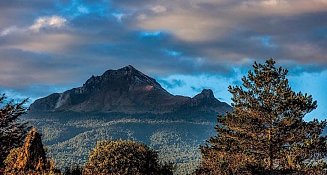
[0,16,67,37]
[261,0,286,6]
[112,12,125,22]
[29,16,67,32]
[0,16,71,53]
[151,5,167,13]
[138,12,228,42]
[137,14,147,21]
[0,26,20,36]
[77,5,90,14]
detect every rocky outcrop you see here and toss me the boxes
[4,128,60,175]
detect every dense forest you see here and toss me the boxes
[1,59,326,175]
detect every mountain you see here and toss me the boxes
[26,66,232,173]
[29,65,231,118]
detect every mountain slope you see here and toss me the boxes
[29,65,231,116]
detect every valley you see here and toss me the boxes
[25,116,216,174]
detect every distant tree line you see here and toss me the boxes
[1,59,326,175]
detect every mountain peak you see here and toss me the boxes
[201,89,214,97]
[194,89,215,100]
[102,65,139,76]
[126,64,136,69]
[81,65,166,96]
[120,65,138,72]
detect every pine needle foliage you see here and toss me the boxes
[0,94,30,168]
[197,59,327,175]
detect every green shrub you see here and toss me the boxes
[83,140,173,175]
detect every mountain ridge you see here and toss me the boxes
[29,65,231,118]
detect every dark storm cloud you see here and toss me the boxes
[0,48,80,88]
[0,1,56,27]
[0,0,326,96]
[131,0,327,65]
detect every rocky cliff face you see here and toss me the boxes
[15,128,47,171]
[29,65,231,116]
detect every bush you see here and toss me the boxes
[83,140,173,175]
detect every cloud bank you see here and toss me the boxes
[0,0,326,119]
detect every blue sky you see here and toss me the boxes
[0,0,326,120]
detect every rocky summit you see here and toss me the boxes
[29,65,231,118]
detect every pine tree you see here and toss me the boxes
[0,94,30,168]
[197,59,327,175]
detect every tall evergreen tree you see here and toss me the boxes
[197,59,327,175]
[0,94,30,168]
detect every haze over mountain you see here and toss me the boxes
[29,65,231,118]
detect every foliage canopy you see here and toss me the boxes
[83,140,173,175]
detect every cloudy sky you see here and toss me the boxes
[0,0,326,120]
